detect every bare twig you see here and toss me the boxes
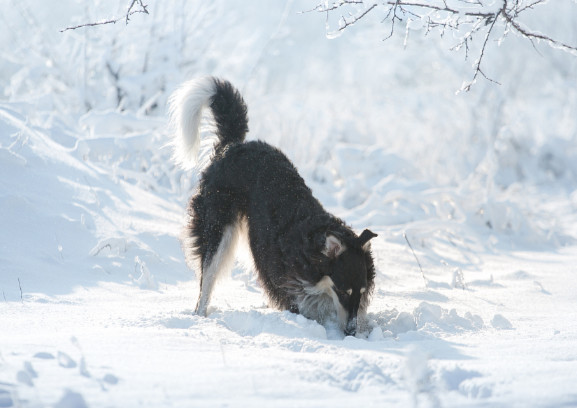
[383,0,404,40]
[383,0,495,19]
[106,62,125,107]
[338,3,379,32]
[404,233,428,288]
[126,0,149,24]
[18,278,23,303]
[61,0,149,32]
[92,243,112,256]
[503,11,577,55]
[461,5,503,92]
[311,0,577,89]
[301,0,364,13]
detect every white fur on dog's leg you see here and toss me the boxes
[194,260,220,316]
[195,278,214,316]
[195,300,207,316]
[194,222,240,316]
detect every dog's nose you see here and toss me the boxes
[344,317,357,336]
[344,327,356,336]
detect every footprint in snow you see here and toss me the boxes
[102,373,119,385]
[0,388,14,408]
[533,281,552,295]
[439,366,492,399]
[57,352,77,369]
[491,314,513,330]
[29,344,119,392]
[53,390,88,408]
[33,352,55,360]
[16,371,33,387]
[16,360,38,387]
[23,362,38,378]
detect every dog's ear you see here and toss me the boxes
[358,229,378,250]
[322,234,346,259]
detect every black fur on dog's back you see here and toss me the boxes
[172,77,377,334]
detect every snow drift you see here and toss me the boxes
[1,1,577,407]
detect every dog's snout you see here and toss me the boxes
[345,317,357,337]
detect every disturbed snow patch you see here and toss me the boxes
[368,302,487,339]
[301,356,394,393]
[185,300,501,343]
[215,309,328,339]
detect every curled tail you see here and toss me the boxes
[168,77,248,167]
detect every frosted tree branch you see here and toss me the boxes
[311,0,577,90]
[60,0,149,32]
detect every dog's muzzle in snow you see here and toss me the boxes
[344,316,357,336]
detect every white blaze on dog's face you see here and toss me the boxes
[321,230,377,336]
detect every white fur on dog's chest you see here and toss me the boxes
[297,275,347,329]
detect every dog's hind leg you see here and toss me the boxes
[194,222,240,315]
[183,190,240,316]
[184,184,244,316]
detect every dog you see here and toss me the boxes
[169,77,377,336]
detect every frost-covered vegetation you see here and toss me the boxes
[1,1,576,407]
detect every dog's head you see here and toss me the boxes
[318,229,377,336]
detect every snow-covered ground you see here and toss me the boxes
[1,1,577,407]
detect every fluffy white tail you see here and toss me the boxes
[168,77,249,168]
[168,76,217,168]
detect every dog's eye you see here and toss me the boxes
[334,288,353,299]
[337,288,351,298]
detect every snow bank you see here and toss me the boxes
[1,0,577,407]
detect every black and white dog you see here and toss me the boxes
[169,77,377,336]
